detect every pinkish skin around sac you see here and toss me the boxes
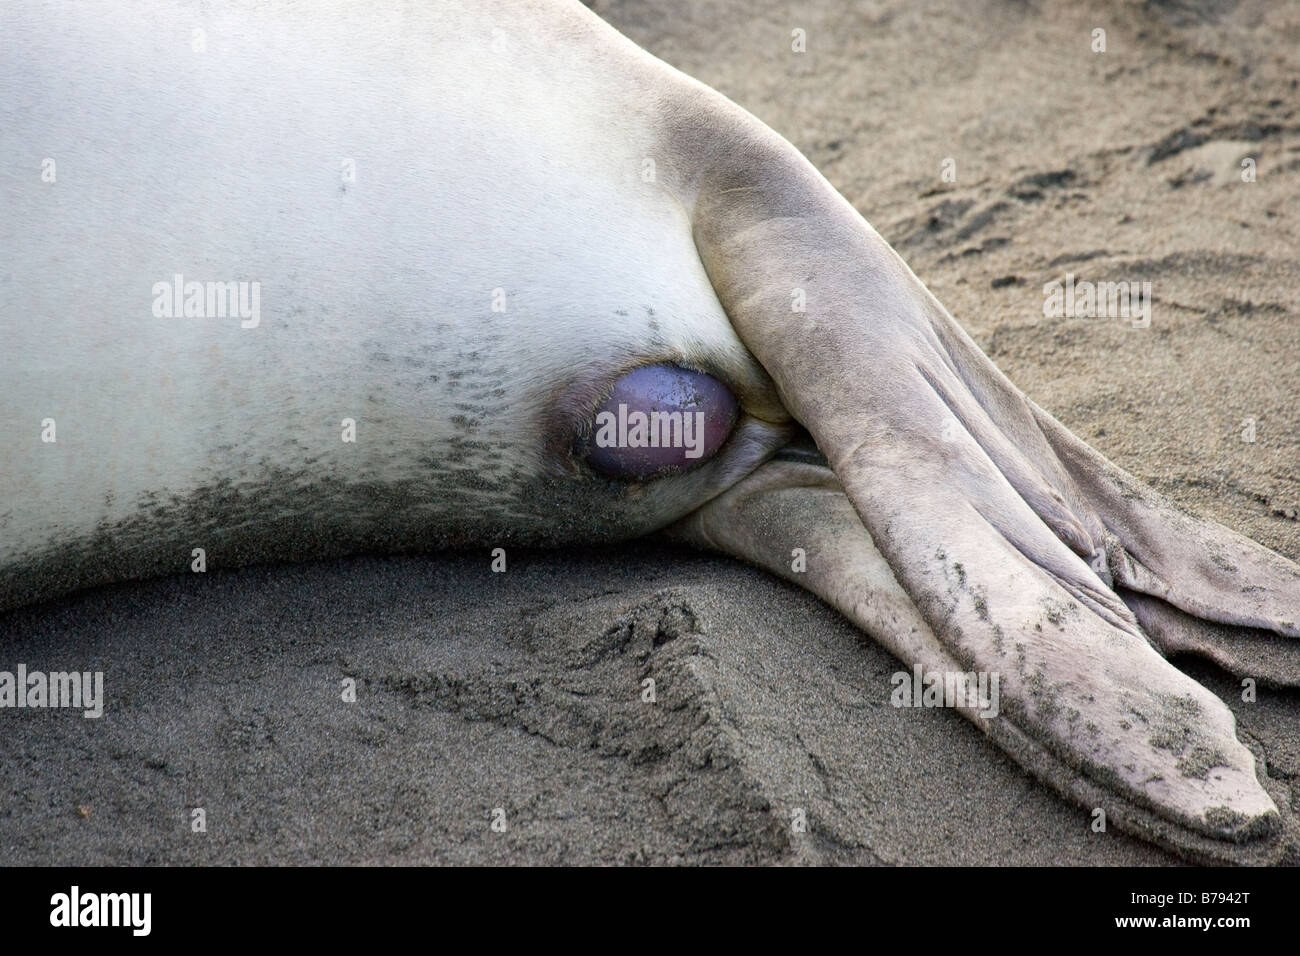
[586,364,738,479]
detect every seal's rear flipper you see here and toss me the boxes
[1028,401,1300,668]
[679,94,1298,860]
[686,119,1294,858]
[1120,588,1300,688]
[666,460,1298,864]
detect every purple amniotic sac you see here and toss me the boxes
[586,364,738,479]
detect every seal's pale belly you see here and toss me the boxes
[0,1,783,609]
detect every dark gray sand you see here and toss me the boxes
[2,0,1298,864]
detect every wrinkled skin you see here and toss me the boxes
[2,0,1298,864]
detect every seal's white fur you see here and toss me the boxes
[0,1,778,561]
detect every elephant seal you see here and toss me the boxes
[2,0,1298,863]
